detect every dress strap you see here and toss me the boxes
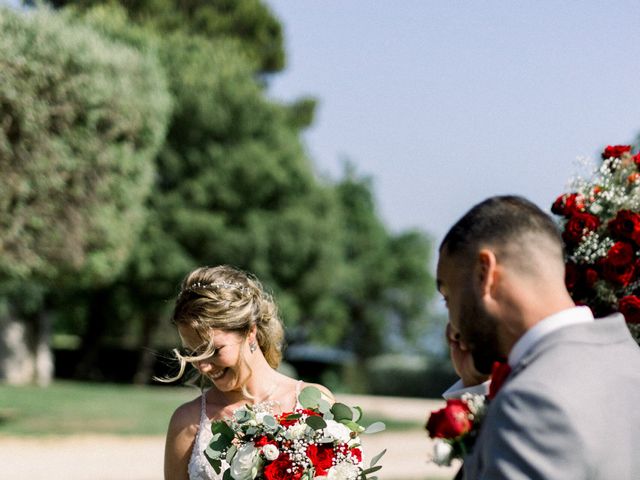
[199,389,208,422]
[294,380,304,409]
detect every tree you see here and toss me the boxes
[41,0,285,73]
[46,6,349,381]
[0,6,171,384]
[333,165,435,359]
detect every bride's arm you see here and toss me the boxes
[164,402,197,480]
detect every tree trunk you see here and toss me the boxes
[0,307,53,386]
[133,312,160,385]
[73,288,111,380]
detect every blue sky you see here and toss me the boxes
[265,0,640,253]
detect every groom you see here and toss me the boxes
[437,195,640,479]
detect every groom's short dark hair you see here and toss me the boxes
[440,195,563,263]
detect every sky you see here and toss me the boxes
[265,0,640,254]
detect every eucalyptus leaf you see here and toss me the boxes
[226,444,237,462]
[205,456,222,474]
[234,409,252,423]
[369,449,387,467]
[298,386,322,408]
[318,398,332,414]
[352,406,363,423]
[361,465,383,475]
[341,420,365,433]
[262,415,277,428]
[204,445,223,460]
[211,421,236,441]
[364,421,386,434]
[330,402,353,422]
[305,415,327,430]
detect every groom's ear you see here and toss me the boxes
[475,248,499,300]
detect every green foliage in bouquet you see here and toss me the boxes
[552,145,640,344]
[205,386,386,480]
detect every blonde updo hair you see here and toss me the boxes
[166,265,285,384]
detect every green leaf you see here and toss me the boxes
[262,415,277,428]
[318,398,333,415]
[352,406,363,423]
[330,402,353,422]
[226,444,237,462]
[369,449,387,467]
[364,421,386,434]
[341,420,365,433]
[305,415,327,430]
[206,456,222,474]
[298,386,322,408]
[361,465,383,475]
[222,468,233,480]
[234,409,252,423]
[211,421,235,441]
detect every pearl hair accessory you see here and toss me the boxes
[180,281,246,297]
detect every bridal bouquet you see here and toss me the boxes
[551,144,640,345]
[425,393,487,466]
[205,386,386,480]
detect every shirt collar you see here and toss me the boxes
[508,306,594,368]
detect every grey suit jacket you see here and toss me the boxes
[462,315,640,480]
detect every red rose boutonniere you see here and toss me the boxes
[425,394,487,466]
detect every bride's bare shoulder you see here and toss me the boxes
[167,394,201,434]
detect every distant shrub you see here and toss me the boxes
[365,353,458,398]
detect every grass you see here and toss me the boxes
[0,381,196,436]
[0,381,423,436]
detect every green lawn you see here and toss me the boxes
[0,381,423,436]
[0,381,196,436]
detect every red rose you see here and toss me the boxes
[254,435,277,448]
[306,444,334,476]
[602,145,632,159]
[634,153,640,168]
[584,267,599,287]
[425,399,472,439]
[607,241,635,267]
[619,295,640,324]
[564,262,580,291]
[608,210,640,244]
[350,447,362,463]
[562,212,600,245]
[551,193,585,217]
[602,259,636,286]
[277,409,320,428]
[264,455,301,480]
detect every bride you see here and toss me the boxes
[163,265,334,480]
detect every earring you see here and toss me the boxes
[249,342,257,353]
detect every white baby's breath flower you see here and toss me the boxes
[324,420,352,443]
[432,440,454,466]
[230,443,259,480]
[327,461,359,480]
[262,443,279,461]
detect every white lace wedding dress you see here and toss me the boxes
[188,381,303,480]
